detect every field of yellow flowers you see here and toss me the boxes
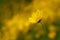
[0,0,60,40]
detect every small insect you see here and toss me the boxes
[37,19,42,23]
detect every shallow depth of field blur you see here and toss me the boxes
[0,0,60,40]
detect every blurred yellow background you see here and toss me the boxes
[0,0,60,40]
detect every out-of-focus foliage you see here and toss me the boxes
[0,0,60,40]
